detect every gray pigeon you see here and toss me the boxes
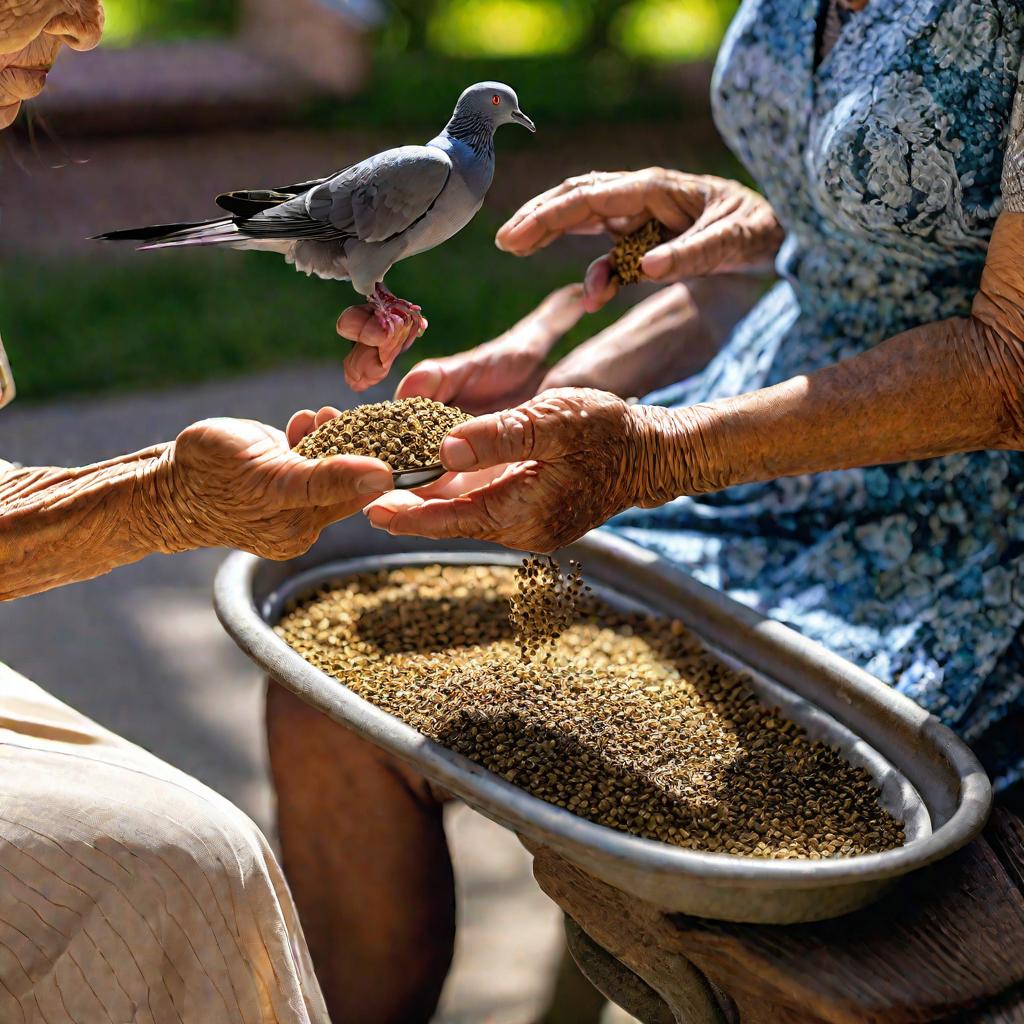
[95,81,534,342]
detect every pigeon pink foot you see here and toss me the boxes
[370,283,428,346]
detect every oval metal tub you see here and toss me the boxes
[214,521,991,924]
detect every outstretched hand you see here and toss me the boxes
[496,168,782,312]
[164,417,393,559]
[395,284,586,414]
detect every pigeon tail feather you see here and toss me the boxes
[134,220,242,251]
[92,217,228,242]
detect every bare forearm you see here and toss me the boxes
[636,321,1021,502]
[545,277,762,397]
[0,444,186,600]
[681,275,766,368]
[632,219,1024,501]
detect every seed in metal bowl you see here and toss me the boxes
[276,558,905,859]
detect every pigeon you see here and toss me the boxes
[94,81,535,356]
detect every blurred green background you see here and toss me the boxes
[4,0,742,401]
[100,0,737,61]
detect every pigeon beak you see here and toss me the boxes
[511,109,536,132]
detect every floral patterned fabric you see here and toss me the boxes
[610,0,1024,788]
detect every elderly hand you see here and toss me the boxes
[157,417,393,559]
[335,304,427,392]
[362,389,695,553]
[394,284,585,414]
[399,278,760,410]
[496,168,783,312]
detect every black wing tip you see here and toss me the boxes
[90,225,171,242]
[216,190,293,217]
[89,219,226,243]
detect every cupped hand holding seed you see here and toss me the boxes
[364,388,675,553]
[158,417,393,559]
[495,168,783,312]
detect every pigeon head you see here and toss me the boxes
[445,82,535,152]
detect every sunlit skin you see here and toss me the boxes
[296,172,1024,555]
[385,275,759,416]
[0,0,104,127]
[1,0,397,598]
[495,168,784,312]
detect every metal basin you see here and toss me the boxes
[214,519,991,923]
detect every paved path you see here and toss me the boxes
[0,366,573,1024]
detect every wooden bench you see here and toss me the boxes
[529,807,1024,1023]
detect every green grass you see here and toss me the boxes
[2,215,620,402]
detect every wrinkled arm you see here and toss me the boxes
[642,249,1024,503]
[0,445,180,601]
[367,71,1024,555]
[542,276,764,397]
[637,70,1024,501]
[2,416,393,600]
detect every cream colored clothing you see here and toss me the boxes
[0,661,330,1024]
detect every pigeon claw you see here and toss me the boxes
[370,284,428,345]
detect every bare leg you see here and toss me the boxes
[267,682,455,1024]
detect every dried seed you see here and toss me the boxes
[609,219,671,285]
[294,397,473,471]
[276,559,904,859]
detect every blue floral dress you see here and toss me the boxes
[609,0,1024,788]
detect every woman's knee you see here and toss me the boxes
[266,680,447,805]
[1,763,302,1022]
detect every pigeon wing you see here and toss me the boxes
[240,147,452,243]
[215,172,341,217]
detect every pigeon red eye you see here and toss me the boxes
[492,95,500,105]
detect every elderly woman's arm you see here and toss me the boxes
[0,418,393,601]
[360,88,1024,552]
[393,276,761,416]
[1,443,174,599]
[639,214,1024,491]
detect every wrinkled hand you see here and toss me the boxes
[396,284,586,414]
[159,417,393,559]
[496,168,783,312]
[363,388,682,553]
[336,304,426,392]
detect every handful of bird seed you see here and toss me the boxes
[294,397,473,471]
[609,219,672,285]
[277,556,904,858]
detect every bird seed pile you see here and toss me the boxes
[610,219,672,284]
[276,558,905,858]
[294,397,473,470]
